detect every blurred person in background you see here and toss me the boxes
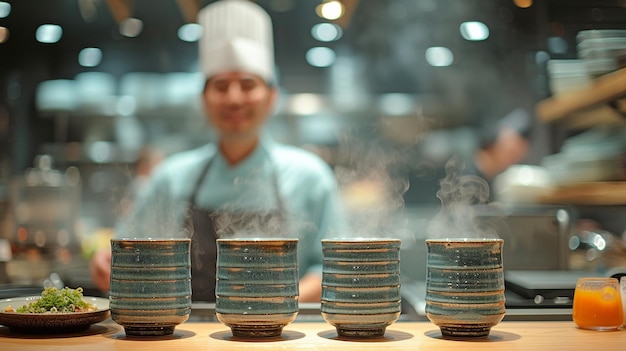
[90,0,347,302]
[469,108,532,187]
[445,107,532,205]
[403,107,531,207]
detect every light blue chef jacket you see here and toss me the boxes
[117,136,348,277]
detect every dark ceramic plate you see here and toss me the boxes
[0,296,110,333]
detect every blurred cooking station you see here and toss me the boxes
[1,0,626,324]
[0,154,102,298]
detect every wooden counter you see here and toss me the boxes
[1,319,625,351]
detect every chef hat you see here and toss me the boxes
[198,0,275,84]
[478,107,532,148]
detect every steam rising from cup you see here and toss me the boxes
[428,157,497,239]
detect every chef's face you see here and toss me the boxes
[203,72,277,142]
[493,127,529,171]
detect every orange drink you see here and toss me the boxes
[572,277,623,331]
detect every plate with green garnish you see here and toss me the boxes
[0,287,110,333]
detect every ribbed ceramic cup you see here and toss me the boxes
[215,238,299,338]
[321,238,401,338]
[109,239,192,336]
[425,238,506,338]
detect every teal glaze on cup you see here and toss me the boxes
[215,238,299,338]
[425,238,505,338]
[321,238,401,338]
[109,238,192,336]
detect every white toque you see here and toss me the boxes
[198,0,275,83]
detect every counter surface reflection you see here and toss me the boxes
[1,319,624,351]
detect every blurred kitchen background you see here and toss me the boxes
[0,0,626,311]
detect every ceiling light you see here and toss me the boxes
[0,2,10,18]
[288,94,325,115]
[116,96,137,116]
[178,23,202,42]
[306,47,336,67]
[119,17,143,37]
[88,141,113,163]
[513,0,533,8]
[317,1,344,21]
[460,21,489,41]
[379,94,414,116]
[311,23,342,42]
[35,79,78,111]
[425,47,454,67]
[78,47,103,67]
[0,27,8,43]
[36,24,63,43]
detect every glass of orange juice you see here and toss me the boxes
[572,277,623,331]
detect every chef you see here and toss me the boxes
[90,0,348,302]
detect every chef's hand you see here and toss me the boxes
[90,248,112,292]
[298,272,322,303]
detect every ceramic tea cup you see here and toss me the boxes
[109,238,192,336]
[321,238,401,338]
[425,238,505,338]
[215,238,299,338]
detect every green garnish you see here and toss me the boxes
[16,287,95,313]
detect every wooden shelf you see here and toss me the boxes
[536,67,626,125]
[539,181,626,205]
[536,68,626,206]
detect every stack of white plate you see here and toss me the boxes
[492,165,552,204]
[576,29,626,77]
[541,127,626,185]
[546,59,591,96]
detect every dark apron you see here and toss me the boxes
[186,154,285,302]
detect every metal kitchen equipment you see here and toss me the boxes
[472,204,572,271]
[7,155,81,282]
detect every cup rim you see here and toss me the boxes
[322,237,401,242]
[576,277,619,283]
[425,238,503,243]
[112,238,191,242]
[216,238,299,243]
